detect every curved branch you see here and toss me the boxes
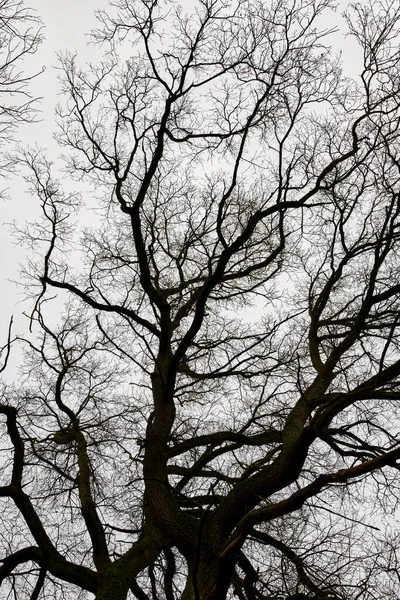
[41,276,159,337]
[0,546,44,584]
[238,443,400,530]
[0,316,13,374]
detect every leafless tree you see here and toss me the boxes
[2,0,400,599]
[0,0,42,146]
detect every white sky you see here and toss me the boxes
[0,3,394,594]
[0,0,109,343]
[0,0,363,348]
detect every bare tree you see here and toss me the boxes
[0,0,42,146]
[2,0,400,599]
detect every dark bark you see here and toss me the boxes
[3,0,400,599]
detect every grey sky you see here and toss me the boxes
[0,0,363,345]
[0,0,108,342]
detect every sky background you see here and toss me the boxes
[0,0,363,356]
[0,0,109,345]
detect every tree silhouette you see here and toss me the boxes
[0,0,42,146]
[2,0,400,599]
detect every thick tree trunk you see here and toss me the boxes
[181,553,236,600]
[95,568,130,600]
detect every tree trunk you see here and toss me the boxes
[95,568,130,600]
[181,553,236,600]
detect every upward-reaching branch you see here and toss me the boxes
[4,1,400,599]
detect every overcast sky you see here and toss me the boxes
[0,0,362,353]
[0,0,109,344]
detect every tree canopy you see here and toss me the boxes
[0,0,42,146]
[2,0,400,599]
